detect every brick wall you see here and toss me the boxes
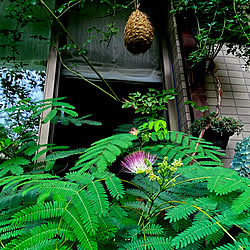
[205,46,250,167]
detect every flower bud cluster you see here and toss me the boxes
[147,157,183,189]
[141,132,151,142]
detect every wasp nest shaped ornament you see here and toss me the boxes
[124,9,154,54]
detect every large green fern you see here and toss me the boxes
[72,133,137,172]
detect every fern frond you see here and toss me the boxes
[193,197,219,210]
[0,220,23,241]
[0,174,58,192]
[170,182,209,198]
[104,174,125,199]
[207,171,247,195]
[123,201,148,212]
[87,181,109,216]
[0,157,29,177]
[172,219,220,249]
[12,201,66,225]
[206,228,225,246]
[21,239,67,250]
[164,200,197,222]
[109,205,128,220]
[178,241,204,250]
[142,224,164,235]
[147,131,224,168]
[95,223,117,241]
[62,206,97,250]
[126,189,149,200]
[231,190,250,213]
[65,171,92,185]
[214,238,250,250]
[146,236,172,250]
[4,222,75,250]
[45,148,86,161]
[70,190,99,236]
[36,180,79,197]
[72,133,137,172]
[0,228,23,241]
[215,209,250,229]
[120,236,172,250]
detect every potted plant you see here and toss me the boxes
[189,112,244,149]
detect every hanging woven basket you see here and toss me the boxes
[124,9,154,54]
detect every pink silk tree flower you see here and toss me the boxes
[121,151,157,174]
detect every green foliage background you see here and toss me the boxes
[0,0,249,249]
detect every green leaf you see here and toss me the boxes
[42,109,57,123]
[232,190,250,213]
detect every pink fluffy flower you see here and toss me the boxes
[121,151,157,174]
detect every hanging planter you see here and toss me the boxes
[124,5,154,55]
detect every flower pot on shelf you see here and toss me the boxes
[188,112,244,150]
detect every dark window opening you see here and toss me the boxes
[53,76,162,149]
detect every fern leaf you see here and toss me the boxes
[142,224,164,235]
[172,219,219,249]
[193,197,218,210]
[45,148,85,161]
[71,190,99,235]
[87,181,109,216]
[207,172,246,195]
[95,223,117,241]
[0,157,29,177]
[72,133,136,172]
[12,201,66,225]
[109,205,128,219]
[105,174,125,199]
[231,190,250,213]
[206,228,225,246]
[4,222,75,250]
[145,131,223,169]
[0,228,23,241]
[65,171,92,185]
[170,182,209,198]
[0,174,58,191]
[37,180,79,197]
[121,236,172,250]
[217,209,250,228]
[124,201,148,212]
[126,189,149,200]
[146,236,172,250]
[164,200,197,222]
[20,239,68,250]
[178,241,204,250]
[215,238,250,250]
[63,206,97,249]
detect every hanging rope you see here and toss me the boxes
[134,0,139,10]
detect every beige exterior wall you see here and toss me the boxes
[168,1,250,168]
[205,47,250,167]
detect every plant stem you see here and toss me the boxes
[57,49,118,101]
[39,0,120,102]
[0,239,5,248]
[192,205,243,249]
[58,0,81,18]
